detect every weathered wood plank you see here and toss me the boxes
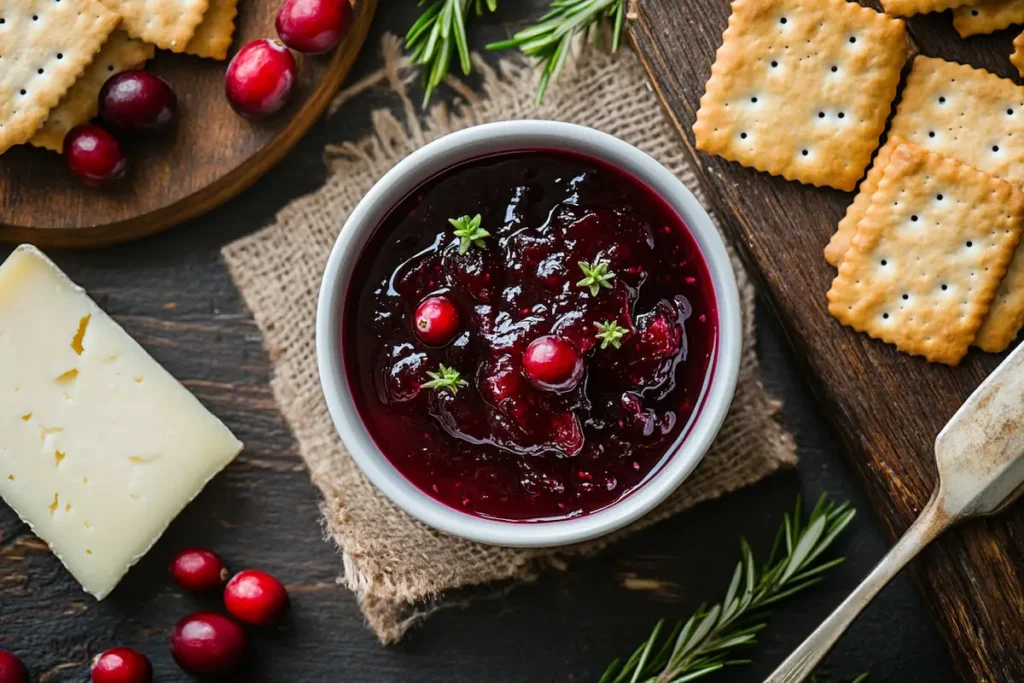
[628,2,1024,680]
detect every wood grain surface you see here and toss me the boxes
[628,3,1024,681]
[0,0,376,248]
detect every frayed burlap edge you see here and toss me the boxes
[222,34,798,645]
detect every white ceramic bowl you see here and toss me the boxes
[317,121,741,547]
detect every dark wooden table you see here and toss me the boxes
[0,4,959,681]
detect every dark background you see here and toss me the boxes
[0,3,958,681]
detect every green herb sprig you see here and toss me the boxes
[487,0,628,103]
[577,258,616,296]
[595,320,628,349]
[422,364,469,395]
[406,0,499,106]
[600,494,856,683]
[449,214,491,254]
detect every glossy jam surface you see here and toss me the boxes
[344,151,718,521]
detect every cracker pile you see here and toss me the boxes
[828,141,1024,364]
[697,0,1024,365]
[0,0,239,155]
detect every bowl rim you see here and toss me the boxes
[316,120,742,548]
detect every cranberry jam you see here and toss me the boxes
[344,151,718,522]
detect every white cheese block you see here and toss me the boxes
[0,245,243,599]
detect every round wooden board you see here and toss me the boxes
[0,0,377,248]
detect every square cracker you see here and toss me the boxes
[824,56,1024,352]
[828,143,1024,366]
[184,0,238,60]
[881,0,971,18]
[1013,31,1024,79]
[98,0,209,52]
[0,0,120,154]
[693,0,907,192]
[953,0,1024,38]
[30,31,155,153]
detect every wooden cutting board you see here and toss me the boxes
[628,4,1024,681]
[0,0,376,248]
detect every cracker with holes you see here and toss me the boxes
[30,31,154,153]
[828,143,1024,366]
[184,0,238,60]
[825,57,1024,351]
[693,0,907,192]
[0,0,120,154]
[953,0,1024,38]
[98,0,209,52]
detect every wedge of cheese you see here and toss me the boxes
[0,245,243,599]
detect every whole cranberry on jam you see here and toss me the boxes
[413,295,460,345]
[0,650,27,683]
[170,612,247,676]
[99,70,178,133]
[345,151,717,521]
[91,647,152,683]
[224,569,290,626]
[276,0,353,53]
[170,548,229,592]
[63,125,127,188]
[225,39,297,119]
[522,335,583,392]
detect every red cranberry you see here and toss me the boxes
[0,651,27,683]
[170,548,229,592]
[224,569,290,626]
[276,0,353,53]
[225,40,297,119]
[413,296,460,345]
[91,647,152,683]
[522,335,583,392]
[170,612,247,676]
[99,70,177,133]
[63,125,127,188]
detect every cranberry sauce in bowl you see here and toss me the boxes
[343,150,718,523]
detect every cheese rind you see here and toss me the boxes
[0,245,243,599]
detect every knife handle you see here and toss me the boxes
[763,494,952,683]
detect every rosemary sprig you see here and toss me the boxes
[487,0,628,103]
[406,0,498,106]
[600,494,856,683]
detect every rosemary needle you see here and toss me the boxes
[406,0,498,106]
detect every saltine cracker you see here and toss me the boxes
[953,0,1024,38]
[185,0,238,60]
[828,144,1024,366]
[693,0,907,191]
[98,0,209,52]
[0,0,120,153]
[824,57,1024,351]
[30,31,154,152]
[826,59,1024,251]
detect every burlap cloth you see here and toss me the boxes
[222,35,798,644]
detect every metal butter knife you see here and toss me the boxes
[766,342,1024,683]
